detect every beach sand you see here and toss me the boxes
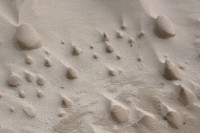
[0,0,200,132]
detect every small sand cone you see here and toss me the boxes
[23,105,36,117]
[36,76,45,86]
[137,31,145,38]
[177,85,196,106]
[37,89,44,98]
[116,31,123,38]
[25,72,33,82]
[9,106,15,112]
[25,56,33,65]
[93,53,99,59]
[89,45,94,49]
[19,89,26,98]
[72,46,82,56]
[16,23,42,50]
[155,15,175,38]
[7,74,21,87]
[105,42,114,53]
[121,24,127,30]
[61,95,71,108]
[128,37,133,44]
[164,111,183,129]
[111,105,129,123]
[44,58,53,67]
[137,57,142,62]
[102,32,109,42]
[61,41,65,45]
[58,109,66,117]
[108,68,118,76]
[66,67,78,80]
[137,114,159,129]
[160,102,170,117]
[163,59,181,80]
[116,55,121,60]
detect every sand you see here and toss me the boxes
[1,0,200,133]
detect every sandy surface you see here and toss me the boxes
[1,0,200,132]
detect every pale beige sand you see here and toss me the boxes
[0,0,200,133]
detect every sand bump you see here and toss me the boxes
[36,76,45,86]
[137,114,159,129]
[61,96,71,108]
[102,32,109,42]
[19,89,26,98]
[155,15,175,38]
[44,58,53,67]
[25,57,33,64]
[58,109,65,117]
[16,24,42,50]
[23,105,36,117]
[163,59,181,80]
[164,111,183,129]
[128,37,133,44]
[108,68,118,76]
[37,89,44,98]
[7,75,21,87]
[178,85,196,105]
[66,67,78,80]
[137,31,145,38]
[111,105,128,123]
[9,106,15,112]
[105,42,114,53]
[116,31,123,38]
[93,53,99,59]
[25,72,33,82]
[72,46,82,56]
[121,24,126,30]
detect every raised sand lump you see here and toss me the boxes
[111,105,128,123]
[66,67,78,80]
[163,59,181,80]
[155,15,175,38]
[16,24,42,50]
[7,75,21,87]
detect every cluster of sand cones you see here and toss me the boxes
[1,0,200,132]
[2,16,199,132]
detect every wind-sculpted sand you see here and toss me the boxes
[0,0,200,133]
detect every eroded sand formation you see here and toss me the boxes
[1,0,200,133]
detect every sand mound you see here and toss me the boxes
[137,114,159,130]
[72,45,82,56]
[7,74,21,87]
[111,105,129,123]
[164,111,183,129]
[177,85,196,106]
[154,15,175,38]
[66,67,78,80]
[25,72,34,82]
[61,95,71,108]
[23,105,36,117]
[36,76,45,86]
[36,89,44,98]
[163,59,181,80]
[105,42,114,53]
[44,58,53,67]
[16,24,42,50]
